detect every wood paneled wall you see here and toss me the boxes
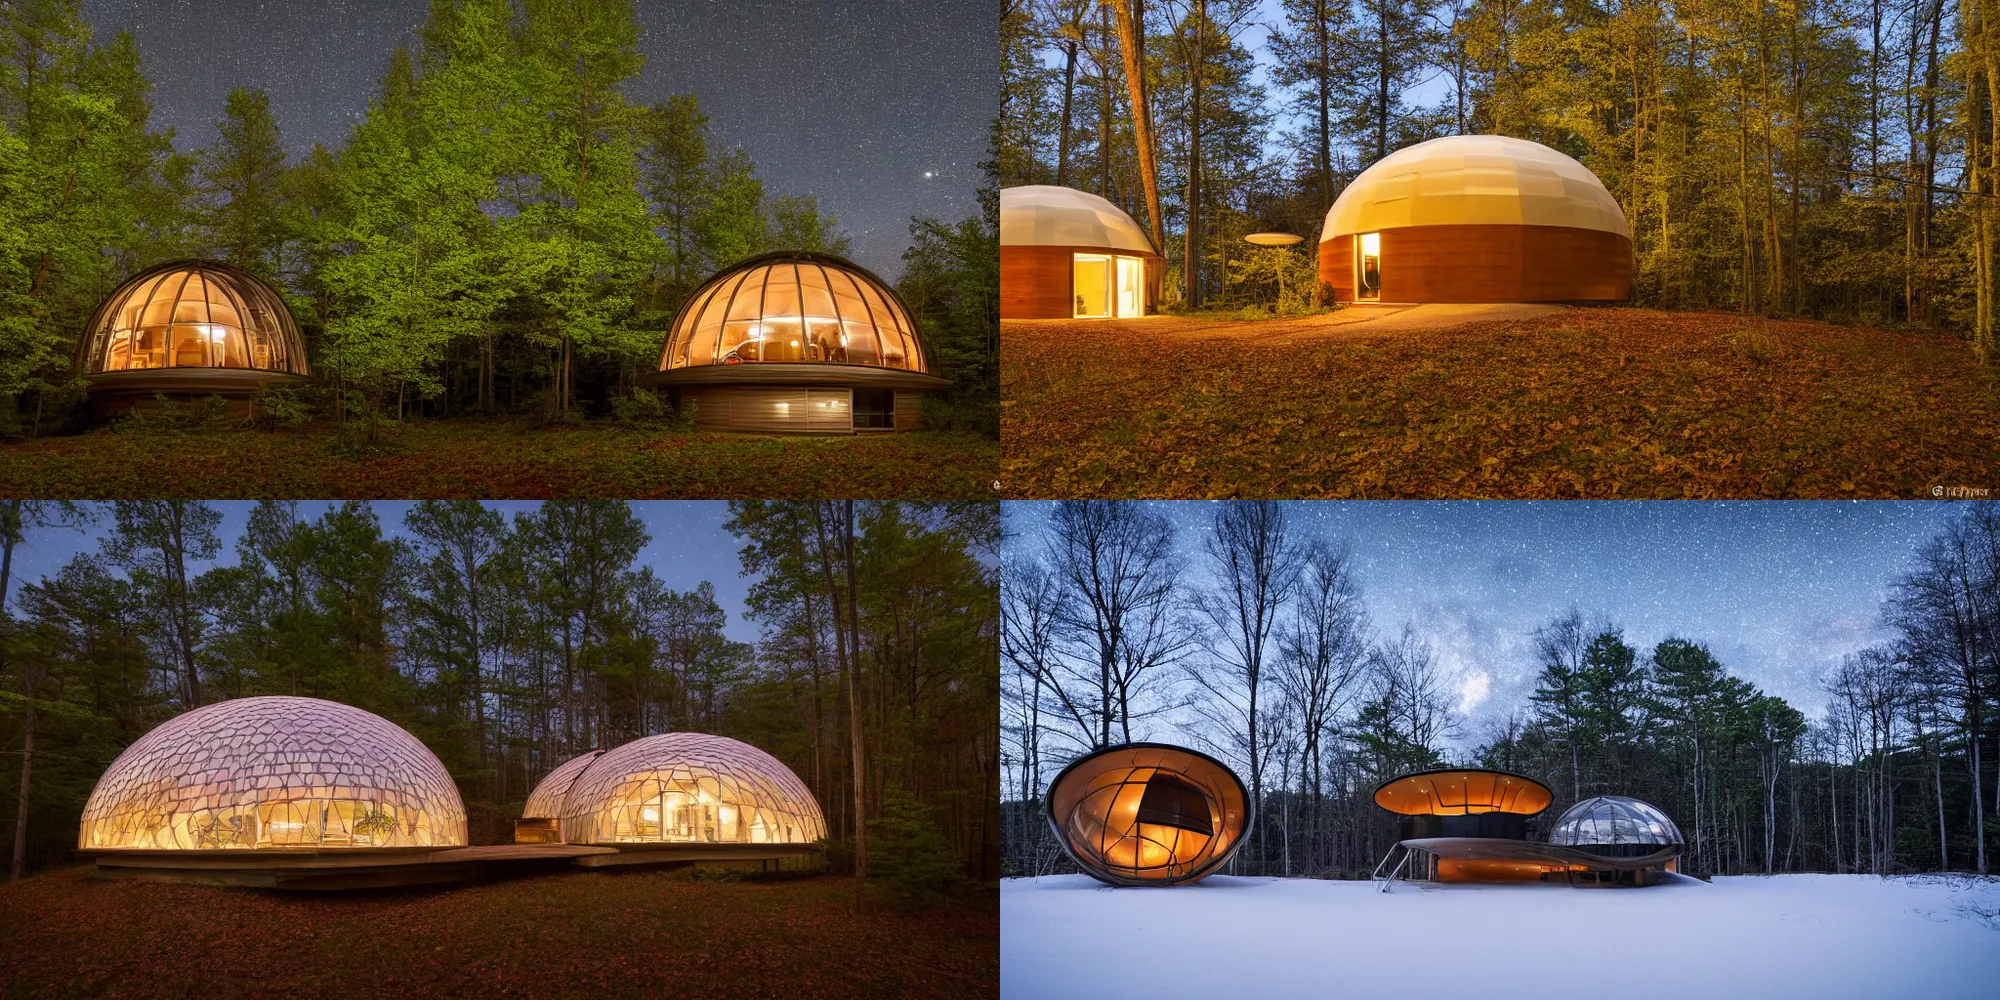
[1000,244,1163,319]
[1314,224,1631,303]
[676,386,928,434]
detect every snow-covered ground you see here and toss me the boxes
[1002,872,2000,999]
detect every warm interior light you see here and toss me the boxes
[1360,232,1381,257]
[641,806,658,822]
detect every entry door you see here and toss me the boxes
[1072,254,1113,317]
[1115,256,1144,317]
[1356,232,1382,300]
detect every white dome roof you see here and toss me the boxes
[78,696,466,850]
[1001,185,1156,255]
[557,733,825,846]
[1322,135,1630,240]
[522,750,604,819]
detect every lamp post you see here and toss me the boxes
[1244,232,1304,310]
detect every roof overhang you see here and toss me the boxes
[645,363,951,391]
[1401,837,1682,870]
[84,369,312,395]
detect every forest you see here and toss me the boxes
[1002,500,2000,880]
[0,500,1002,900]
[1000,0,2000,359]
[0,0,998,435]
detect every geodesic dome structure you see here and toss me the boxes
[1317,135,1632,303]
[1045,743,1251,887]
[555,734,824,847]
[78,697,466,851]
[999,185,1163,319]
[77,260,309,377]
[523,751,604,820]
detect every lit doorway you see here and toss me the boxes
[1356,232,1382,300]
[1073,254,1146,318]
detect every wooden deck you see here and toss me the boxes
[84,844,619,890]
[83,842,813,890]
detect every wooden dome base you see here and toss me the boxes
[1320,224,1631,303]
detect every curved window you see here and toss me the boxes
[661,252,925,373]
[79,261,309,376]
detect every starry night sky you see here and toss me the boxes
[5,501,763,644]
[1006,501,1968,747]
[76,0,994,277]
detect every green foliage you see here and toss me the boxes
[607,384,669,424]
[249,383,316,431]
[868,783,965,904]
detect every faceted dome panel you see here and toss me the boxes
[557,733,824,846]
[522,750,604,819]
[1045,743,1251,886]
[78,260,309,376]
[1000,185,1156,255]
[78,696,465,851]
[1322,135,1631,240]
[660,251,927,373]
[1548,795,1683,848]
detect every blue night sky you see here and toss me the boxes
[76,0,992,278]
[5,501,762,645]
[1005,501,1968,745]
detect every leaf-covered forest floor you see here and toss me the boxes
[0,866,998,1000]
[1000,307,2000,498]
[0,422,1000,499]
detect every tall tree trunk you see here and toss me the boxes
[1057,36,1079,188]
[1109,0,1164,250]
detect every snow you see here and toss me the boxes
[1002,872,2000,1000]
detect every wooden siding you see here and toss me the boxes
[1315,224,1631,303]
[894,390,923,431]
[1001,244,1163,319]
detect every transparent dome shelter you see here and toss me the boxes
[78,697,466,852]
[1549,795,1685,857]
[649,251,949,432]
[555,734,825,849]
[1045,743,1251,887]
[75,260,309,416]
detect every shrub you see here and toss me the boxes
[868,783,964,905]
[609,385,670,424]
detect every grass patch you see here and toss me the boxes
[0,420,999,499]
[0,865,995,1000]
[1000,308,2000,498]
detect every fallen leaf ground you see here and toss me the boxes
[1000,308,2000,498]
[0,866,997,1000]
[0,422,999,499]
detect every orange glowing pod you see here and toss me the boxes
[1045,743,1251,887]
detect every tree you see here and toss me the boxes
[200,86,287,270]
[1188,500,1302,869]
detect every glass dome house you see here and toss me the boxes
[649,250,950,433]
[1317,135,1632,304]
[554,734,825,851]
[999,185,1162,319]
[74,260,311,418]
[514,750,604,844]
[77,697,466,852]
[1546,795,1684,885]
[1045,743,1251,887]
